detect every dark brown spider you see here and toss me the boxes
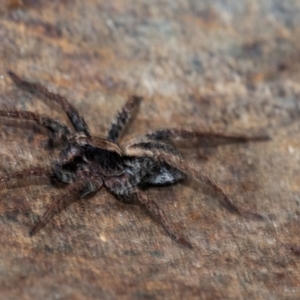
[0,71,269,249]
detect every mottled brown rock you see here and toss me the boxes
[1,1,300,299]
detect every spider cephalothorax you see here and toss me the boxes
[0,72,269,248]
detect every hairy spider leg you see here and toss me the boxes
[107,96,142,142]
[30,177,103,236]
[128,140,181,156]
[127,128,270,148]
[80,178,103,198]
[135,190,193,248]
[7,71,90,136]
[0,166,51,185]
[125,147,263,219]
[0,109,71,142]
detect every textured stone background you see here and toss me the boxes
[1,0,300,299]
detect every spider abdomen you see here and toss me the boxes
[124,157,186,187]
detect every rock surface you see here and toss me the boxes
[0,1,300,299]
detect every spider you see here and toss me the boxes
[0,71,269,249]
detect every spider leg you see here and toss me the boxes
[29,182,84,236]
[127,128,270,148]
[107,96,142,142]
[8,71,90,136]
[30,177,103,236]
[134,190,192,248]
[51,164,75,184]
[0,109,71,142]
[125,147,263,219]
[0,166,51,185]
[80,178,103,198]
[127,140,181,156]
